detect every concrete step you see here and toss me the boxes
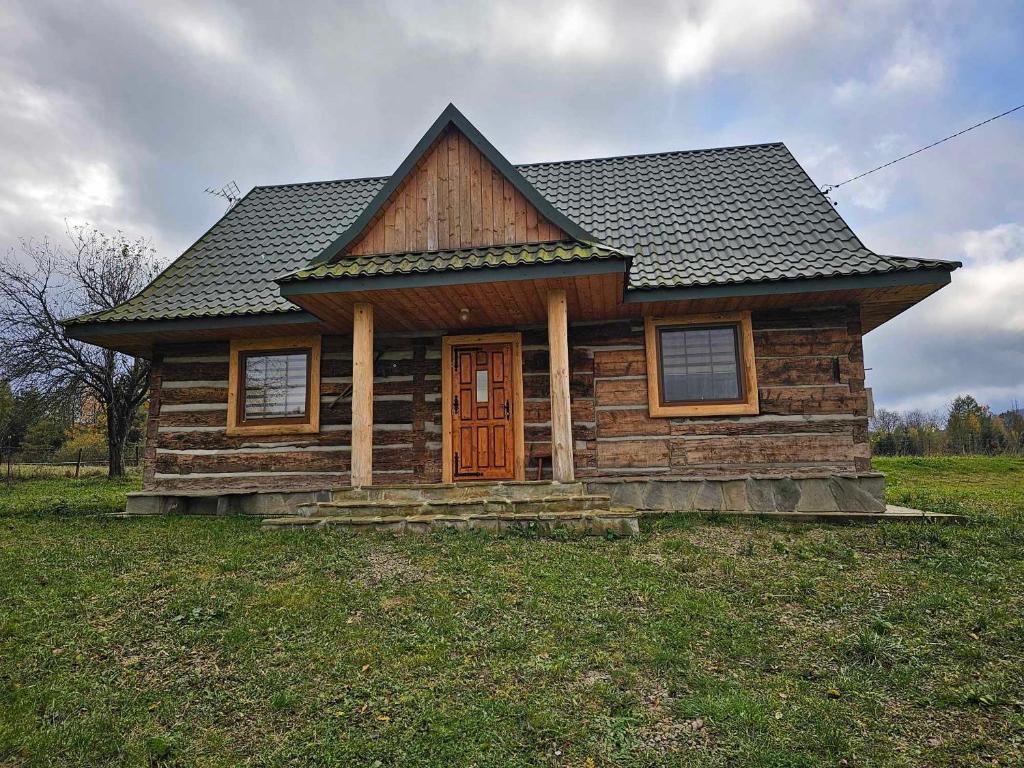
[330,480,588,503]
[262,507,640,537]
[297,493,613,519]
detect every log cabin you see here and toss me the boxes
[64,104,959,533]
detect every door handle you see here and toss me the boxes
[503,399,511,420]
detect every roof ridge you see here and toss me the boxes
[251,141,789,192]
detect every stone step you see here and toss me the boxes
[297,493,613,519]
[330,480,587,503]
[262,507,640,537]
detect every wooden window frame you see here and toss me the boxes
[644,311,759,417]
[227,336,321,436]
[440,333,525,484]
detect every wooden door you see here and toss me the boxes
[450,342,516,480]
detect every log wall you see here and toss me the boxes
[584,305,870,477]
[142,305,868,492]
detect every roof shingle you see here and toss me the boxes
[70,142,956,325]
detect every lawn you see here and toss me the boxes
[1,458,1022,766]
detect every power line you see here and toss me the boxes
[821,102,1024,195]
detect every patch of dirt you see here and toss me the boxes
[354,545,428,587]
[579,669,611,687]
[634,678,712,754]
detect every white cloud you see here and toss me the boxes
[865,223,1024,412]
[384,0,614,62]
[833,28,945,104]
[0,76,134,242]
[926,223,1024,333]
[664,0,816,82]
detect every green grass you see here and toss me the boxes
[1,458,1022,766]
[0,475,140,518]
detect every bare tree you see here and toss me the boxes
[0,225,161,476]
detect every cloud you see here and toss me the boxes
[663,0,817,82]
[833,28,946,104]
[384,0,615,63]
[929,223,1024,333]
[865,223,1024,413]
[0,0,1021,416]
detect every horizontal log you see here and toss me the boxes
[570,321,639,346]
[754,328,855,358]
[669,415,863,438]
[593,349,646,377]
[159,409,228,427]
[596,378,648,406]
[162,362,230,382]
[598,408,670,438]
[160,386,229,405]
[597,439,669,469]
[321,400,414,424]
[671,434,854,466]
[157,427,415,451]
[157,449,351,475]
[752,306,854,329]
[759,386,867,416]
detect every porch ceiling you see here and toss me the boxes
[288,271,632,332]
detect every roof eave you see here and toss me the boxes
[623,265,957,304]
[279,257,627,296]
[64,310,320,341]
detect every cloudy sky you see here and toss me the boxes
[2,0,1022,413]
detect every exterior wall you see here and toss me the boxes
[148,334,445,492]
[143,304,869,492]
[583,305,870,477]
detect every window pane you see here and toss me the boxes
[660,326,741,403]
[476,369,488,403]
[244,352,308,420]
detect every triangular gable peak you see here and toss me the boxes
[310,104,594,264]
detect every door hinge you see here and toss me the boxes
[452,395,459,413]
[454,451,460,473]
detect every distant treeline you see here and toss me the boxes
[871,395,1023,456]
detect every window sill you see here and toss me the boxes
[648,400,760,418]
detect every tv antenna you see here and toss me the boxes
[204,180,242,208]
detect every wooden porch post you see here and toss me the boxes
[546,289,575,482]
[351,302,374,486]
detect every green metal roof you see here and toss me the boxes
[280,241,628,283]
[66,130,958,328]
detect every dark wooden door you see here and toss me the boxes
[451,342,515,480]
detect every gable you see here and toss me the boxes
[347,126,566,256]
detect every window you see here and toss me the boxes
[242,351,309,422]
[644,312,759,417]
[227,336,321,435]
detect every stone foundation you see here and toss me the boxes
[584,472,886,514]
[124,472,886,519]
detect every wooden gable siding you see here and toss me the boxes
[347,127,566,256]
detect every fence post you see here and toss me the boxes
[5,449,11,486]
[75,448,83,478]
